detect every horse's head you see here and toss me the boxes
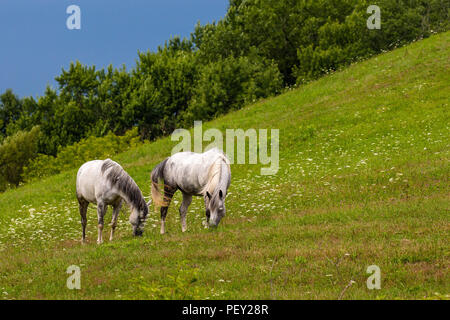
[205,189,226,227]
[130,200,151,236]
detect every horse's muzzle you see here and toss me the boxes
[208,220,220,228]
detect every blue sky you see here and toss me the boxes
[0,0,229,98]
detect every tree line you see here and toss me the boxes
[1,0,448,191]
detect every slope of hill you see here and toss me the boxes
[0,32,448,299]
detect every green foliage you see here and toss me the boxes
[292,0,450,82]
[52,61,102,148]
[0,126,41,191]
[128,261,208,300]
[298,125,316,141]
[129,44,198,137]
[195,0,449,84]
[184,53,282,123]
[22,128,140,183]
[0,89,23,138]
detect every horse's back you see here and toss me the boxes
[164,148,229,194]
[76,160,105,202]
[168,148,226,166]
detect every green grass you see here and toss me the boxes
[0,32,449,300]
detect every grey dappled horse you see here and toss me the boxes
[151,148,231,234]
[76,159,150,244]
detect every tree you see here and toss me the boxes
[0,89,22,138]
[129,46,199,138]
[184,52,282,123]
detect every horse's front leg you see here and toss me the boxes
[97,202,107,244]
[179,193,192,232]
[203,197,210,228]
[110,200,122,241]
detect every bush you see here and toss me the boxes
[127,261,213,300]
[0,126,41,191]
[22,128,141,182]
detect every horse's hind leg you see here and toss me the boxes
[179,193,192,233]
[110,200,122,241]
[78,197,89,243]
[160,186,175,234]
[97,202,107,244]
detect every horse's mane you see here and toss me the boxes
[200,151,230,204]
[101,159,148,217]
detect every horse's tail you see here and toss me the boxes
[151,158,169,210]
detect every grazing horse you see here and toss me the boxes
[76,159,150,244]
[151,148,231,234]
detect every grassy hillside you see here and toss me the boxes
[0,31,448,300]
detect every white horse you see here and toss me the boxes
[76,159,150,244]
[151,148,231,234]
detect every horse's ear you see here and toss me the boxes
[206,191,211,200]
[219,190,223,199]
